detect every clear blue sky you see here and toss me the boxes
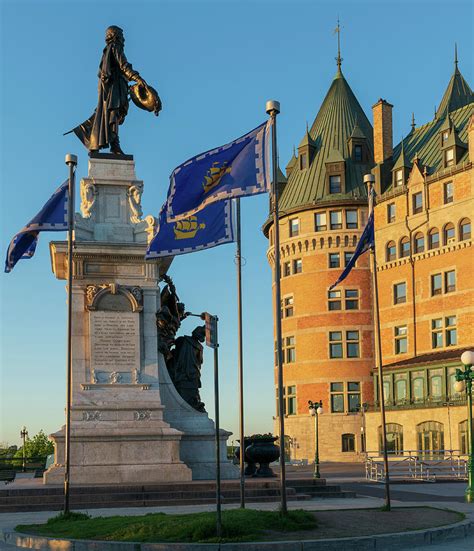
[0,0,472,446]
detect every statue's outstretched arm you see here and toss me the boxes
[114,44,145,85]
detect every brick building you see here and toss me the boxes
[264,51,473,462]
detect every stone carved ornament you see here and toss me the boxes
[82,411,101,422]
[128,182,144,223]
[80,182,98,218]
[134,410,151,421]
[85,283,143,312]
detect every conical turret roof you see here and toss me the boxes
[278,69,373,213]
[436,47,474,118]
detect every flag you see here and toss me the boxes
[145,200,235,260]
[5,181,69,273]
[329,211,374,290]
[165,121,271,222]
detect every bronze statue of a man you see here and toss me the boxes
[68,26,161,155]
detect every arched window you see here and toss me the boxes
[378,423,403,455]
[386,241,396,261]
[417,421,444,458]
[342,433,355,453]
[428,228,440,250]
[399,236,410,258]
[459,218,471,241]
[413,232,425,253]
[459,420,468,454]
[443,223,455,245]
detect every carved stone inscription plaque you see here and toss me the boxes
[90,311,140,372]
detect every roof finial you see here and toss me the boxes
[334,17,343,73]
[411,112,416,130]
[306,121,309,133]
[454,42,458,70]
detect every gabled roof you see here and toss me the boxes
[436,47,474,118]
[277,68,373,213]
[298,127,317,149]
[392,140,412,171]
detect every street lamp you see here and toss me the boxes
[20,426,28,473]
[454,350,474,503]
[308,400,323,478]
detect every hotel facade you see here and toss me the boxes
[264,51,474,462]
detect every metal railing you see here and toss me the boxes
[365,450,468,482]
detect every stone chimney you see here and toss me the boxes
[372,99,393,164]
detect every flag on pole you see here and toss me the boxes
[4,181,69,273]
[329,211,374,290]
[165,122,271,222]
[146,200,235,259]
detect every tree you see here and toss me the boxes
[13,430,54,462]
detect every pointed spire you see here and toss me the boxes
[334,17,343,76]
[393,137,412,170]
[436,45,474,118]
[411,112,416,131]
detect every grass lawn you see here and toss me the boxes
[16,509,317,544]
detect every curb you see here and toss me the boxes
[1,519,472,550]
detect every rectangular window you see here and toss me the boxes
[287,385,296,415]
[330,382,344,413]
[283,261,291,277]
[395,169,403,187]
[354,145,363,162]
[345,289,359,310]
[345,210,358,229]
[444,181,454,204]
[282,336,296,363]
[329,175,342,194]
[315,212,327,231]
[300,153,307,170]
[445,148,454,167]
[387,203,396,223]
[347,382,361,413]
[431,273,442,296]
[431,319,443,349]
[393,282,407,305]
[329,332,343,358]
[283,296,294,317]
[329,253,340,268]
[328,290,342,311]
[289,218,299,237]
[445,270,456,293]
[344,252,354,267]
[293,259,302,274]
[394,326,408,354]
[330,210,342,229]
[346,330,360,358]
[445,316,457,346]
[412,192,423,214]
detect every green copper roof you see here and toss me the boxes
[278,69,373,213]
[392,140,412,170]
[436,51,474,118]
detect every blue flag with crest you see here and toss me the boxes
[145,200,235,259]
[328,211,374,290]
[5,180,69,273]
[165,122,271,222]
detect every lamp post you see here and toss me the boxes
[20,426,28,472]
[359,403,369,453]
[308,400,323,478]
[454,350,474,503]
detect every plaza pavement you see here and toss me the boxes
[1,466,473,549]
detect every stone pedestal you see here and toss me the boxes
[44,156,236,484]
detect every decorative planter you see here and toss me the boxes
[245,436,280,477]
[234,438,257,476]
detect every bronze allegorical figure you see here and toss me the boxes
[67,25,162,155]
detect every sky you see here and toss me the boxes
[0,0,472,447]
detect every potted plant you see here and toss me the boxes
[245,433,280,477]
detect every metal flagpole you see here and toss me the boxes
[364,174,391,511]
[235,198,245,508]
[266,100,287,514]
[64,153,77,514]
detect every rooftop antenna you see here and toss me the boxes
[334,17,343,72]
[411,112,416,131]
[454,42,459,70]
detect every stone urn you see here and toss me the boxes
[245,435,280,477]
[235,438,257,476]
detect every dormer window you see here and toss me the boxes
[445,148,454,167]
[354,145,362,162]
[329,175,341,194]
[442,131,449,144]
[395,169,404,187]
[300,153,308,170]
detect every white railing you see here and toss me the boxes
[365,450,468,482]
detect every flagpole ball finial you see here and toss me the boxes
[266,100,280,115]
[65,153,78,166]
